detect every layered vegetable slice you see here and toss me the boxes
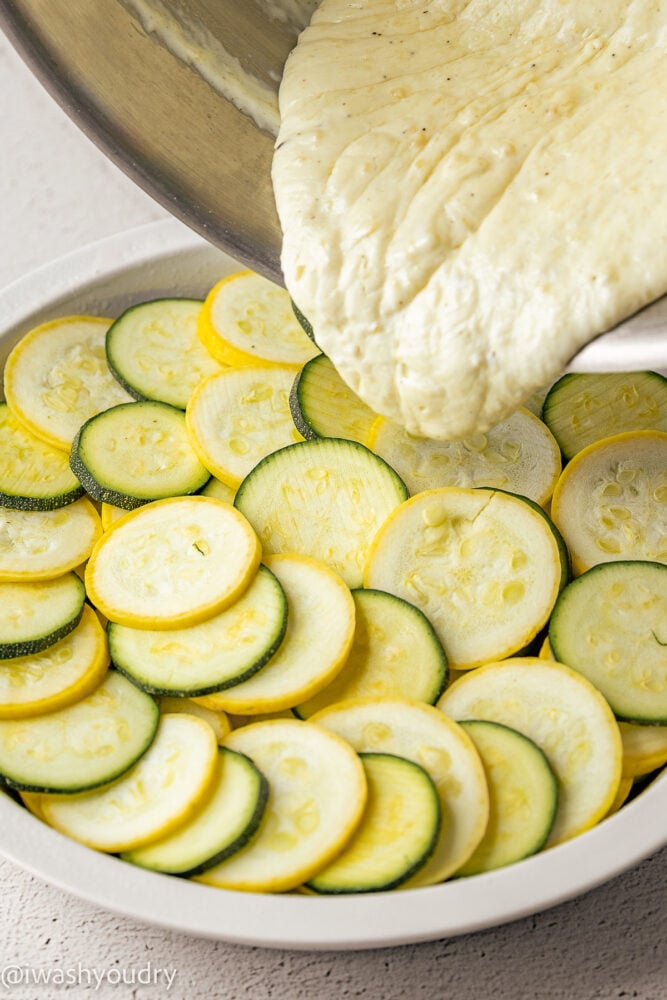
[0,572,85,659]
[0,403,84,510]
[289,354,377,444]
[364,487,563,669]
[0,497,102,582]
[235,437,408,588]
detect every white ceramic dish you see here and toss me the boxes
[0,219,665,951]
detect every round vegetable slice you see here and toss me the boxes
[105,298,223,408]
[198,270,320,368]
[0,572,85,659]
[235,437,408,588]
[85,496,261,629]
[198,554,355,714]
[0,497,102,582]
[71,401,210,509]
[550,430,667,573]
[36,713,218,851]
[289,354,377,444]
[186,365,304,488]
[619,721,667,778]
[3,315,134,450]
[368,407,561,506]
[295,588,447,719]
[438,658,623,846]
[306,753,441,893]
[122,747,268,876]
[196,718,367,893]
[542,371,667,460]
[156,697,231,744]
[108,564,287,695]
[455,721,558,876]
[364,487,562,669]
[0,605,109,719]
[0,670,158,792]
[0,403,84,510]
[311,697,489,885]
[549,560,667,723]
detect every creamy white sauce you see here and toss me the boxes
[273,0,667,438]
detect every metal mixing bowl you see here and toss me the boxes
[1,0,288,282]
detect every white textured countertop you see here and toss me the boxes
[0,29,665,1000]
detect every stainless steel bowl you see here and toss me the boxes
[1,0,289,282]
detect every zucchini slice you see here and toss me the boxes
[0,670,158,792]
[122,747,268,876]
[542,371,667,460]
[196,554,355,715]
[3,315,134,450]
[368,407,561,507]
[198,270,320,369]
[186,365,304,488]
[0,572,85,659]
[235,437,408,588]
[455,721,558,876]
[550,430,667,573]
[438,658,623,846]
[108,564,287,696]
[85,496,261,630]
[364,487,563,669]
[549,560,667,723]
[105,298,222,409]
[295,588,447,719]
[0,497,102,583]
[0,403,84,510]
[71,400,210,509]
[311,697,489,885]
[36,713,218,852]
[196,718,367,893]
[0,605,108,719]
[289,354,378,445]
[306,752,441,893]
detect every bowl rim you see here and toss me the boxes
[1,218,665,951]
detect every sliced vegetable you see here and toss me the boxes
[0,572,85,659]
[549,560,667,723]
[198,270,319,368]
[0,403,84,510]
[108,564,287,695]
[85,496,261,629]
[122,747,267,876]
[156,696,231,744]
[198,476,236,505]
[550,430,667,573]
[368,407,561,506]
[71,400,210,509]
[0,605,108,719]
[311,697,489,885]
[294,588,447,719]
[3,316,133,450]
[0,670,158,792]
[438,658,623,845]
[364,487,563,669]
[186,366,304,488]
[542,371,667,460]
[235,437,408,588]
[455,721,558,876]
[619,721,667,777]
[289,354,377,444]
[306,753,441,893]
[196,718,367,893]
[197,554,355,715]
[105,298,222,408]
[36,713,218,851]
[0,497,102,582]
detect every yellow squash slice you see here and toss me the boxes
[619,722,667,778]
[85,496,261,629]
[0,403,83,509]
[198,270,320,368]
[196,718,367,893]
[3,316,133,450]
[0,497,102,582]
[311,697,489,885]
[438,658,623,846]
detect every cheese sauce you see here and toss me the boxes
[273,1,667,438]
